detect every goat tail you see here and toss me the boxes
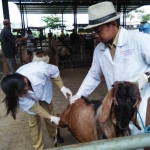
[56,104,71,128]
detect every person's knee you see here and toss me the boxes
[29,115,41,127]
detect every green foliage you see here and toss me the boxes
[32,31,38,37]
[126,8,150,22]
[134,9,144,14]
[126,13,135,22]
[134,9,150,22]
[141,14,150,22]
[40,15,67,30]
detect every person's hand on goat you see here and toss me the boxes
[129,73,149,90]
[50,116,60,125]
[69,94,81,104]
[61,86,72,99]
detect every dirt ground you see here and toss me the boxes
[0,67,107,150]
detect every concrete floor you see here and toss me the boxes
[0,67,108,150]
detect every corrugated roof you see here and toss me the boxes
[8,0,150,14]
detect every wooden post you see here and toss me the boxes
[80,36,85,60]
[54,41,59,67]
[54,54,59,67]
[50,38,59,67]
[1,50,9,75]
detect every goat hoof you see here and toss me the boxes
[58,136,64,144]
[53,137,59,147]
[53,136,64,147]
[54,142,58,147]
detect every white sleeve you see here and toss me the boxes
[39,61,60,78]
[77,49,103,97]
[140,34,150,64]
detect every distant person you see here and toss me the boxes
[1,19,28,73]
[53,34,57,40]
[139,21,150,34]
[25,28,35,51]
[38,29,45,49]
[38,29,46,41]
[60,30,65,37]
[48,30,53,39]
[63,33,70,45]
[59,30,65,42]
[70,29,80,56]
[64,33,70,41]
[70,29,79,45]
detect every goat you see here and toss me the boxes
[57,81,142,142]
[59,46,76,69]
[57,41,76,69]
[17,43,56,64]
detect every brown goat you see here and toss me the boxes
[57,81,142,142]
[17,41,56,64]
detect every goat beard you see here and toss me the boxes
[100,117,116,138]
[99,107,129,139]
[96,106,116,139]
[99,117,129,139]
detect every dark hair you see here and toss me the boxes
[106,19,120,27]
[1,73,26,119]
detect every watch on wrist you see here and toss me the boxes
[145,72,150,82]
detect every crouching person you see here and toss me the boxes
[1,61,72,150]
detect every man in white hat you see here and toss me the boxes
[70,1,150,141]
[1,19,28,73]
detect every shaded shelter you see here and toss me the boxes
[4,0,150,31]
[1,0,150,75]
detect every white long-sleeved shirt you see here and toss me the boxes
[16,61,59,115]
[77,27,150,135]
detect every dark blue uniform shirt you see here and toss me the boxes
[1,27,17,58]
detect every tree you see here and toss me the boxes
[126,8,150,24]
[40,15,67,30]
[141,14,150,22]
[32,31,38,38]
[134,9,150,22]
[126,12,135,22]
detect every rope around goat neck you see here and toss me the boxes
[138,111,150,133]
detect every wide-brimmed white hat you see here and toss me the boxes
[84,1,122,30]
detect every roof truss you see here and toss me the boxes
[8,0,150,14]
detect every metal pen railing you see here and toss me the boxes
[46,133,150,150]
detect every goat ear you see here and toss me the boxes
[131,96,142,130]
[111,107,116,125]
[99,88,115,123]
